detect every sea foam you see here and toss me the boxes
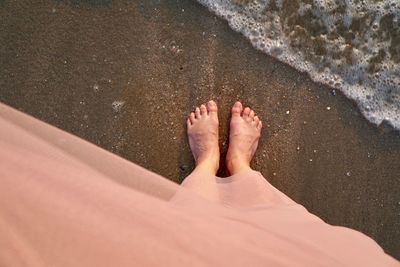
[197,0,400,130]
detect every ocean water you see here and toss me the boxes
[197,0,400,130]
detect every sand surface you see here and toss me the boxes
[0,0,399,259]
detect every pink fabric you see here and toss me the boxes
[0,103,398,267]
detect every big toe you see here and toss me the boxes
[207,100,218,119]
[231,101,243,117]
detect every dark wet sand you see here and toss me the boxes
[1,0,399,259]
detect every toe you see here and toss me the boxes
[195,107,201,118]
[200,104,207,116]
[231,101,243,117]
[249,110,255,119]
[254,115,260,125]
[207,100,218,113]
[243,107,251,117]
[187,118,192,127]
[189,112,196,123]
[207,100,218,119]
[257,120,262,131]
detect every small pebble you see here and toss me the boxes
[326,106,331,110]
[179,165,189,172]
[112,101,125,113]
[346,171,351,177]
[286,110,290,114]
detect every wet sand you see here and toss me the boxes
[0,0,399,259]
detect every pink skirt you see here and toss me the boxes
[0,103,398,266]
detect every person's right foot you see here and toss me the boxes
[226,101,262,175]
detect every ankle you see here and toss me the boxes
[226,155,251,175]
[195,155,219,175]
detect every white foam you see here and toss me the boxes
[197,0,400,130]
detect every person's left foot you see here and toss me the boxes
[187,100,220,174]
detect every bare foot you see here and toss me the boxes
[187,100,220,175]
[226,101,262,175]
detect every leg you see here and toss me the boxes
[181,100,220,202]
[219,101,295,207]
